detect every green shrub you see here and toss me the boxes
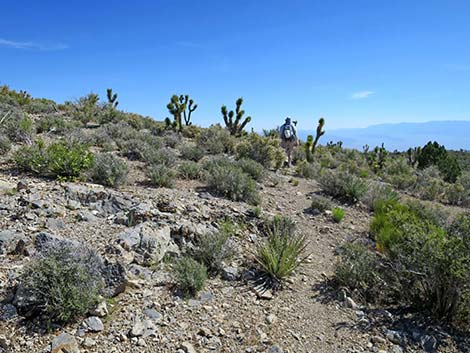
[0,134,11,154]
[205,159,260,205]
[417,141,461,183]
[178,161,203,180]
[180,144,204,162]
[255,216,307,288]
[197,124,235,155]
[310,194,332,213]
[335,243,380,300]
[16,242,103,324]
[89,153,128,188]
[332,207,345,223]
[147,164,175,188]
[318,170,367,203]
[46,142,94,180]
[361,182,399,211]
[382,157,416,190]
[173,257,207,297]
[14,140,94,180]
[262,215,297,238]
[36,115,69,134]
[370,201,445,255]
[144,148,177,167]
[236,158,265,180]
[296,160,318,179]
[236,133,284,169]
[191,227,234,273]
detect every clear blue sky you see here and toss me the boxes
[1,0,469,131]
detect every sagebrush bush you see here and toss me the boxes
[332,207,345,223]
[205,158,260,205]
[36,115,70,134]
[0,134,11,154]
[180,144,204,162]
[310,194,332,212]
[147,164,175,188]
[382,157,416,190]
[197,124,235,154]
[89,153,128,188]
[16,242,103,324]
[318,170,367,203]
[236,133,284,169]
[144,147,177,167]
[361,182,399,211]
[191,226,234,273]
[14,140,94,180]
[178,161,203,180]
[236,158,265,180]
[296,160,318,179]
[335,243,380,300]
[415,166,445,201]
[173,257,207,296]
[255,215,307,288]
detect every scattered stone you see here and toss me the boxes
[221,266,239,281]
[266,314,277,324]
[199,291,214,302]
[0,230,28,255]
[267,344,283,353]
[144,308,162,321]
[421,335,438,352]
[180,342,197,353]
[345,297,358,309]
[0,303,18,321]
[82,337,96,348]
[91,301,108,317]
[130,321,145,337]
[83,316,104,332]
[50,333,79,353]
[385,329,403,345]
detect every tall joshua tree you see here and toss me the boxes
[221,98,251,136]
[179,95,198,126]
[167,94,198,131]
[167,95,185,132]
[305,118,325,162]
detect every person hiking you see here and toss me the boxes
[279,117,299,167]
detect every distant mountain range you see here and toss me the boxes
[298,120,470,151]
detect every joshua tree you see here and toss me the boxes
[221,98,251,136]
[166,94,198,131]
[305,118,325,162]
[167,95,185,132]
[179,95,198,126]
[106,88,119,108]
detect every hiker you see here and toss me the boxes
[279,117,299,167]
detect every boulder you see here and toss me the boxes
[50,333,80,353]
[0,230,28,255]
[117,223,178,266]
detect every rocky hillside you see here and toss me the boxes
[0,87,469,353]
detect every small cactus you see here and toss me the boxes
[221,98,251,136]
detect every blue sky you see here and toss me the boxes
[1,0,470,131]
